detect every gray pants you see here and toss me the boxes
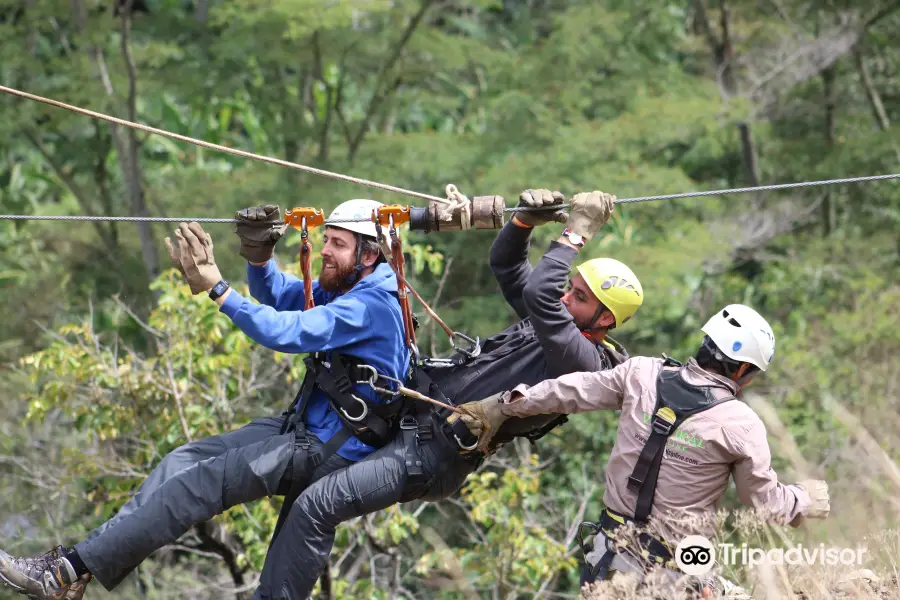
[76,416,352,591]
[255,417,478,599]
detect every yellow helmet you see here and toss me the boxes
[576,258,643,327]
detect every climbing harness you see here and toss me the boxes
[578,508,678,583]
[578,356,736,584]
[627,356,735,522]
[368,205,482,466]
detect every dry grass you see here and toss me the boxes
[580,392,900,600]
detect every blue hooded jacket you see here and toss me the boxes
[219,259,410,462]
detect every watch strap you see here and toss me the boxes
[209,279,231,300]
[562,228,585,247]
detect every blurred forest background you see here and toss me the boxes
[1,0,899,598]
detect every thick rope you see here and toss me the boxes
[405,279,455,339]
[3,172,899,222]
[0,84,448,204]
[443,184,471,229]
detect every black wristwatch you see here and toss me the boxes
[208,279,231,301]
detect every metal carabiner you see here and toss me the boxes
[340,396,369,422]
[355,364,379,388]
[454,433,479,451]
[451,331,481,359]
[577,521,602,558]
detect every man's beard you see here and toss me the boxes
[318,258,358,292]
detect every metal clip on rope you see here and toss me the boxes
[285,208,325,311]
[451,332,481,359]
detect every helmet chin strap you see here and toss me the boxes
[579,302,611,339]
[342,233,366,287]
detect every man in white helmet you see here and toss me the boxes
[457,304,831,595]
[0,201,411,600]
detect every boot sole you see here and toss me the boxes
[0,568,30,593]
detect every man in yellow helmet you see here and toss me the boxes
[258,189,647,598]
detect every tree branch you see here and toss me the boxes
[194,521,251,600]
[22,129,120,254]
[318,562,333,600]
[855,46,891,131]
[348,0,434,162]
[863,0,900,29]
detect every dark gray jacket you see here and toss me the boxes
[429,221,627,443]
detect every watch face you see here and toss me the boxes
[210,280,230,299]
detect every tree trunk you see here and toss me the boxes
[821,65,836,236]
[119,1,160,283]
[737,123,760,187]
[195,0,208,24]
[71,0,160,287]
[855,48,890,131]
[694,0,762,188]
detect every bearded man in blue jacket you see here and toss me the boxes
[0,200,409,600]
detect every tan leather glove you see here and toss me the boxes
[167,222,223,295]
[790,479,830,527]
[445,413,483,439]
[566,191,615,241]
[456,392,511,450]
[234,204,289,263]
[164,234,190,282]
[514,189,568,227]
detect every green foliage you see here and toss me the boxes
[415,454,576,593]
[2,0,900,596]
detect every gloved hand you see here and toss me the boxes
[790,479,830,527]
[456,392,511,450]
[165,222,223,295]
[445,413,483,441]
[514,189,567,227]
[566,190,615,241]
[164,234,189,282]
[234,204,289,263]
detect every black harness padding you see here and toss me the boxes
[627,357,735,523]
[270,350,410,543]
[579,508,676,584]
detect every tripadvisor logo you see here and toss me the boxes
[675,535,715,576]
[674,535,867,575]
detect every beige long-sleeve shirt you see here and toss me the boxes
[502,356,810,540]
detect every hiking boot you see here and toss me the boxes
[0,545,88,600]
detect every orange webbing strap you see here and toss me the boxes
[390,226,417,349]
[284,208,325,311]
[300,223,315,311]
[375,208,416,350]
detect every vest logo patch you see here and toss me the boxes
[640,410,706,451]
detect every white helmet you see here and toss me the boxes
[325,199,383,239]
[700,304,775,371]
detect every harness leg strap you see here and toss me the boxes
[399,415,435,501]
[269,426,352,544]
[402,416,424,480]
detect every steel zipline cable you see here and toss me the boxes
[1,84,899,223]
[3,172,900,223]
